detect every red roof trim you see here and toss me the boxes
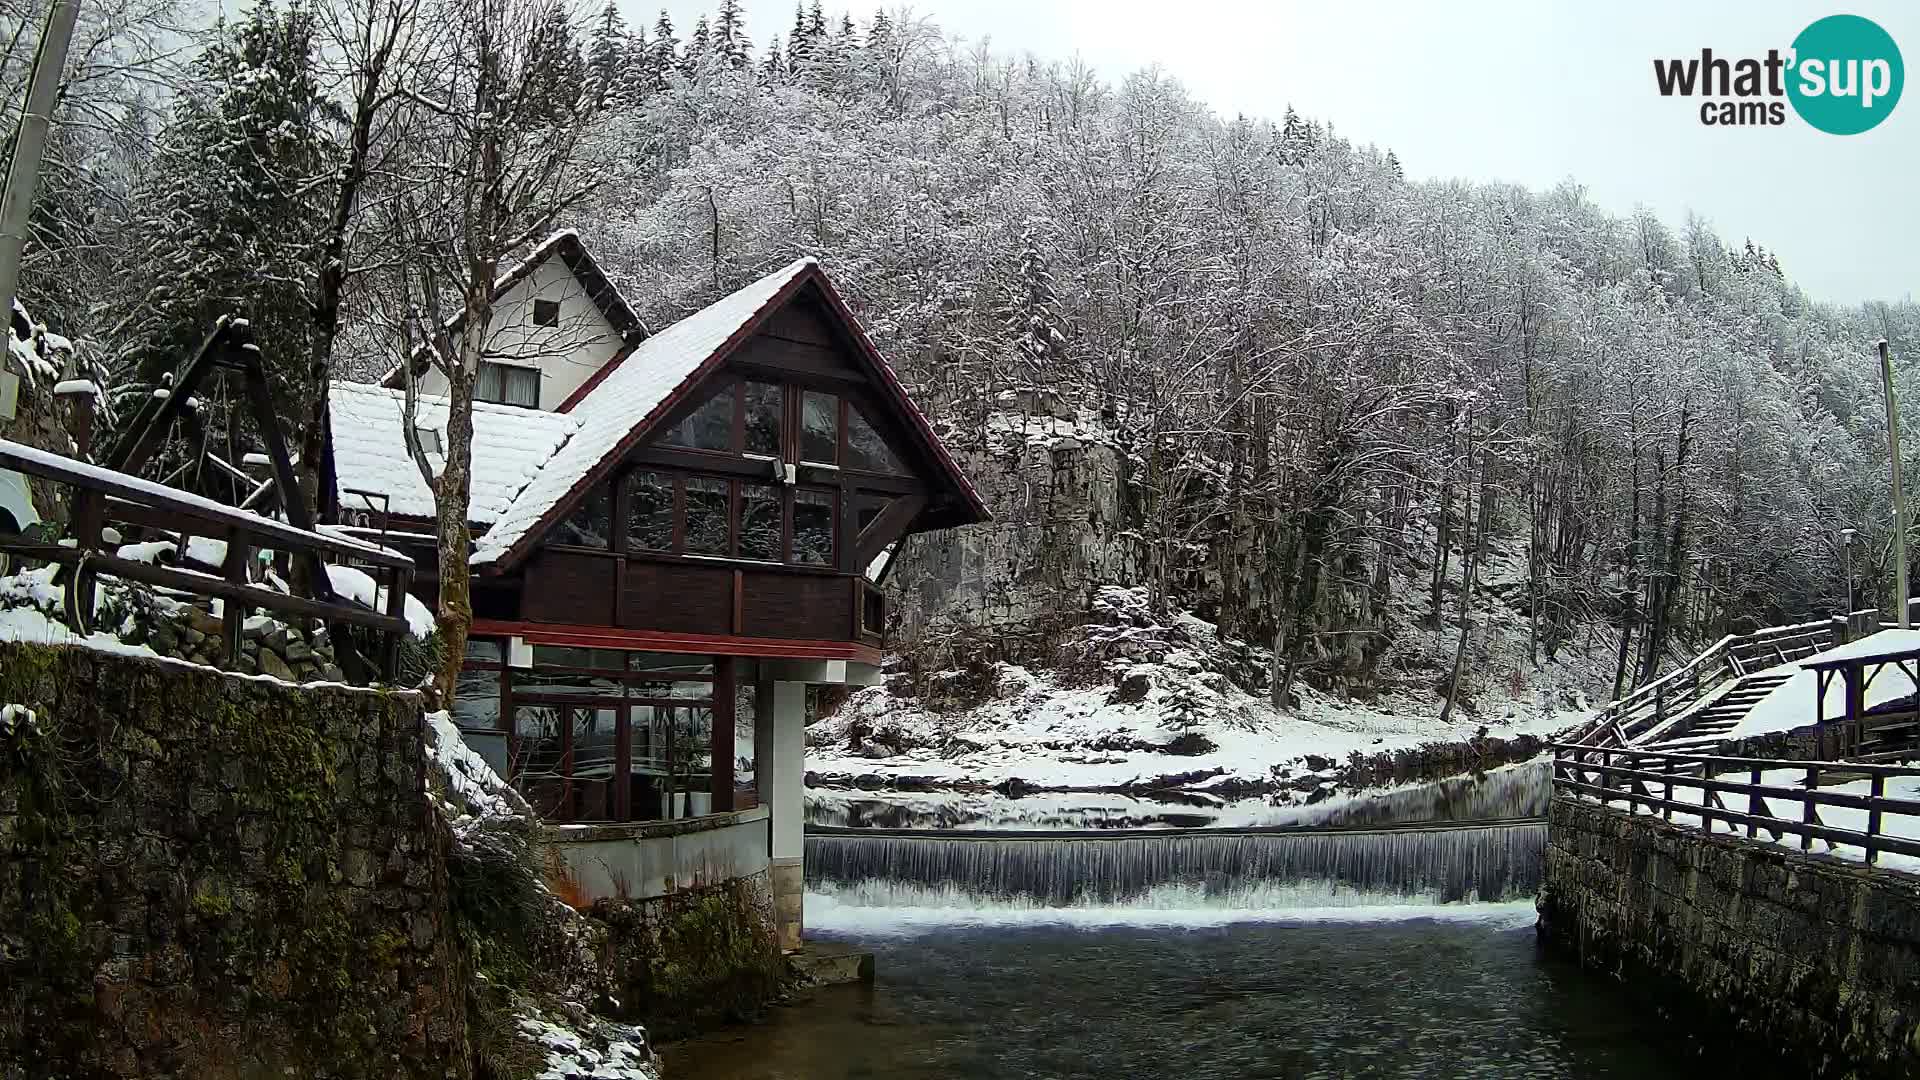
[485,260,991,573]
[472,619,883,664]
[481,268,817,572]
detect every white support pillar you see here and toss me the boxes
[765,679,807,950]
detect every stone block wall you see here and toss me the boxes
[0,640,467,1079]
[589,874,786,1042]
[1541,796,1920,1079]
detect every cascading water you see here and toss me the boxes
[805,819,1545,908]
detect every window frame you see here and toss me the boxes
[476,360,540,409]
[531,297,561,327]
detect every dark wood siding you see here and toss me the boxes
[741,571,850,641]
[520,550,616,625]
[760,299,839,347]
[731,333,863,382]
[620,559,732,635]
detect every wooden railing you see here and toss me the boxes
[0,436,414,681]
[1569,619,1843,749]
[1551,742,1920,867]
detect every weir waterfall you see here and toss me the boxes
[805,761,1550,908]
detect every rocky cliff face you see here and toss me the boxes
[882,394,1617,730]
[894,395,1143,655]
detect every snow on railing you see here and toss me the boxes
[1552,742,1920,871]
[1568,615,1858,751]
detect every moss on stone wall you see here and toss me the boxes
[0,640,468,1079]
[590,875,787,1041]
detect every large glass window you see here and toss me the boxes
[739,483,782,561]
[546,483,611,548]
[846,407,907,474]
[743,381,782,456]
[481,646,722,825]
[793,489,836,566]
[626,471,674,552]
[663,384,736,451]
[801,391,839,463]
[684,477,730,555]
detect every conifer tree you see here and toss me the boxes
[615,22,652,103]
[688,15,710,70]
[787,2,812,75]
[586,0,628,105]
[520,5,587,124]
[1014,218,1068,384]
[762,34,784,84]
[117,1,340,445]
[714,0,749,68]
[650,10,680,82]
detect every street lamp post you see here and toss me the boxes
[1842,527,1857,616]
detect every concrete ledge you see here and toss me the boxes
[788,940,875,987]
[552,804,769,844]
[551,806,772,902]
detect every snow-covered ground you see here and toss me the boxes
[808,654,1574,793]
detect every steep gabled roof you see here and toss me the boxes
[470,257,990,570]
[379,229,644,389]
[330,381,581,524]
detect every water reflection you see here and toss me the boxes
[805,761,1550,832]
[665,914,1791,1080]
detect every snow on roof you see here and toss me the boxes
[328,381,580,524]
[471,258,817,565]
[1801,627,1920,667]
[1723,629,1920,740]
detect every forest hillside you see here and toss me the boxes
[10,0,1916,753]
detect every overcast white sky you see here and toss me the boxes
[637,0,1917,306]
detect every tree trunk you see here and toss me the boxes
[434,281,493,701]
[1439,445,1491,726]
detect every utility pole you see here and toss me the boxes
[0,0,82,317]
[1881,339,1909,628]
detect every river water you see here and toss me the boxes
[666,898,1786,1079]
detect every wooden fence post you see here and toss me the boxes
[220,535,249,667]
[1868,773,1886,866]
[1802,765,1819,851]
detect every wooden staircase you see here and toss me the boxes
[1642,669,1796,752]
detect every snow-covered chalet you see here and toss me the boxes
[320,232,988,946]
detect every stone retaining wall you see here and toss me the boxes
[0,640,467,1078]
[1541,796,1920,1079]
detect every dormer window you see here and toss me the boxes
[532,298,561,327]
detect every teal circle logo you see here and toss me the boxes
[1787,14,1903,134]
